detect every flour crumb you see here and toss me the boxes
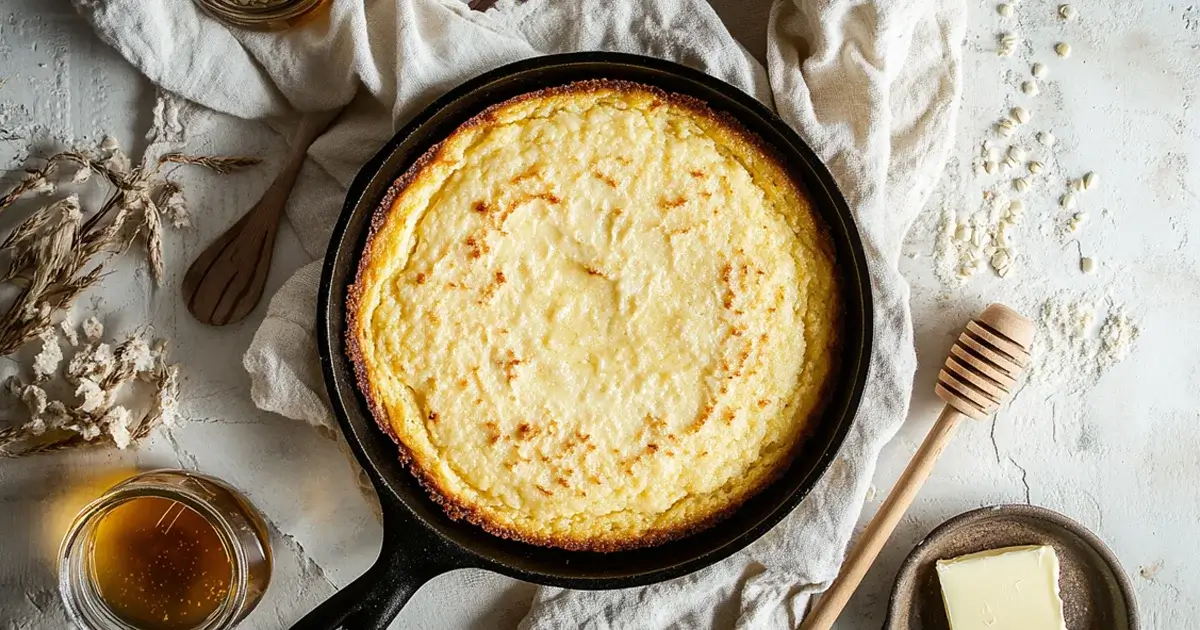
[932,190,1017,283]
[32,328,62,382]
[147,88,187,146]
[16,383,49,434]
[1139,560,1164,579]
[1031,295,1140,391]
[60,319,78,347]
[82,316,103,342]
[123,336,157,373]
[162,188,190,229]
[75,377,107,413]
[155,364,181,427]
[104,406,134,449]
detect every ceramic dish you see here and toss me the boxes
[886,504,1138,630]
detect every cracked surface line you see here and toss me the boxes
[279,530,339,593]
[989,376,1031,464]
[1050,401,1059,446]
[164,427,200,470]
[259,509,339,593]
[1153,578,1185,599]
[185,415,265,425]
[181,385,244,405]
[1082,488,1105,529]
[989,415,1002,464]
[1008,456,1031,504]
[1007,377,1030,406]
[24,590,47,614]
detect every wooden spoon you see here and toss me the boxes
[800,303,1035,630]
[182,109,340,326]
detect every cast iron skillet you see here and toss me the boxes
[294,52,873,630]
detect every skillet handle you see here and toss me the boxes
[290,502,458,630]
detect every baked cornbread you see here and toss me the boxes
[348,81,840,551]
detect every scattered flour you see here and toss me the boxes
[147,88,187,146]
[0,101,26,141]
[918,0,1149,402]
[31,329,62,382]
[932,183,1023,283]
[0,76,37,144]
[0,75,74,154]
[928,10,1113,287]
[1140,560,1165,579]
[1029,294,1140,393]
[5,317,178,452]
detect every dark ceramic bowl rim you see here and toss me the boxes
[887,503,1139,629]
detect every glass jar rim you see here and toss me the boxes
[192,0,329,29]
[58,471,255,630]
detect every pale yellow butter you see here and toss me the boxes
[935,545,1068,630]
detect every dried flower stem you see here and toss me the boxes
[0,171,54,212]
[0,427,89,458]
[1,326,181,457]
[159,152,262,174]
[0,140,259,356]
[0,414,160,458]
[1,137,246,456]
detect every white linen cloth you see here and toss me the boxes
[74,0,964,626]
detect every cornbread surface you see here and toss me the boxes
[349,82,840,550]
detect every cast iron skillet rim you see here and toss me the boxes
[316,52,873,588]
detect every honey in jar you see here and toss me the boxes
[91,497,233,629]
[59,470,272,630]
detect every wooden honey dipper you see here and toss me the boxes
[801,303,1035,630]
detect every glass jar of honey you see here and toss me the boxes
[58,470,272,630]
[191,0,332,31]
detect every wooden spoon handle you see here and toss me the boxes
[273,110,341,192]
[800,406,965,630]
[182,109,340,326]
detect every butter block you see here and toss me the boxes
[935,545,1067,630]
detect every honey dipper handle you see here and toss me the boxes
[801,406,965,630]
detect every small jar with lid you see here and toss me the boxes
[192,0,332,31]
[58,470,272,630]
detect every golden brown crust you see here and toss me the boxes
[346,79,841,551]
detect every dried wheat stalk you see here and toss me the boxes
[0,139,260,355]
[0,137,258,456]
[159,152,262,175]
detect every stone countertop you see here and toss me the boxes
[0,0,1196,628]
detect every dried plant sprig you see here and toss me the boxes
[0,321,179,457]
[0,169,57,210]
[0,137,259,356]
[142,195,166,283]
[158,152,262,175]
[0,427,89,456]
[0,194,74,250]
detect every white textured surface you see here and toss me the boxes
[0,1,1195,629]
